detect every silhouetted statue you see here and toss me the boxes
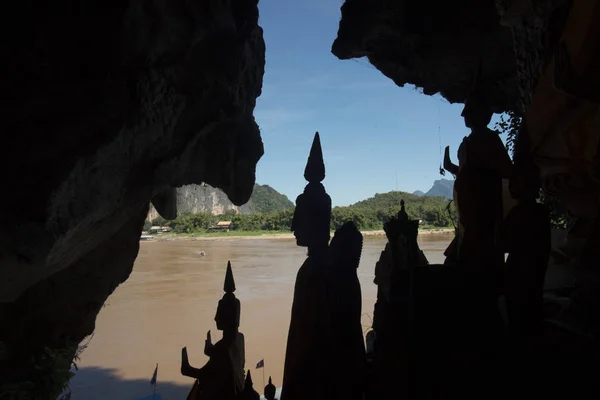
[204,330,214,357]
[281,132,334,400]
[264,376,277,400]
[504,125,551,340]
[237,370,260,400]
[369,200,426,400]
[383,200,426,277]
[181,261,245,400]
[374,242,394,301]
[329,221,366,400]
[442,145,464,263]
[453,62,515,274]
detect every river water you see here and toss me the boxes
[69,234,452,400]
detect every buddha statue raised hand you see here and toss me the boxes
[181,261,246,400]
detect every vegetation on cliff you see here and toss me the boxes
[495,112,568,229]
[147,191,455,234]
[249,184,294,213]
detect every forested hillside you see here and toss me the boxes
[250,184,294,213]
[334,190,455,229]
[147,189,456,234]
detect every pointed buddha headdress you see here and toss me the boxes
[397,199,408,222]
[215,261,241,331]
[304,132,326,182]
[291,132,332,249]
[264,376,277,400]
[239,370,260,399]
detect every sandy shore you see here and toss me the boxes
[141,228,455,242]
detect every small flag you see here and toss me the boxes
[255,359,264,369]
[150,363,158,385]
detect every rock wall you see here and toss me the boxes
[332,0,572,114]
[495,0,573,112]
[332,0,519,113]
[0,0,265,395]
[147,184,251,221]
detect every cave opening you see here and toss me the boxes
[2,0,600,399]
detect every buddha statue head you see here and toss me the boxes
[215,261,241,333]
[291,132,332,252]
[264,376,277,400]
[330,221,363,270]
[461,60,493,130]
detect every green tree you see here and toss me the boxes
[495,111,569,230]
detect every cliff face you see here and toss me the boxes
[0,0,265,395]
[424,179,454,200]
[177,185,253,215]
[147,185,253,220]
[146,183,294,220]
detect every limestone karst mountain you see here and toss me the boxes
[413,179,454,200]
[147,184,294,220]
[424,179,454,199]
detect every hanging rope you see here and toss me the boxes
[438,104,445,176]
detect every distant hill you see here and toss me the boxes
[413,190,425,196]
[340,190,453,227]
[351,191,424,209]
[249,184,295,213]
[147,183,293,220]
[424,179,454,199]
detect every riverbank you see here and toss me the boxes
[140,227,455,242]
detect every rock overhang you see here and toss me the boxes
[331,0,520,113]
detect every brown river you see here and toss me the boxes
[69,234,452,399]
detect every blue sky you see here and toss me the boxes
[253,0,505,207]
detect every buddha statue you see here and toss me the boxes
[264,376,277,400]
[442,143,466,263]
[504,126,551,341]
[453,62,516,274]
[181,261,245,400]
[237,370,260,400]
[328,221,366,400]
[281,132,334,400]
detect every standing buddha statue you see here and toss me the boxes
[181,261,246,400]
[281,132,334,400]
[328,221,366,400]
[453,62,516,274]
[504,125,551,341]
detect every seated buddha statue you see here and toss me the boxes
[264,376,277,400]
[181,261,245,400]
